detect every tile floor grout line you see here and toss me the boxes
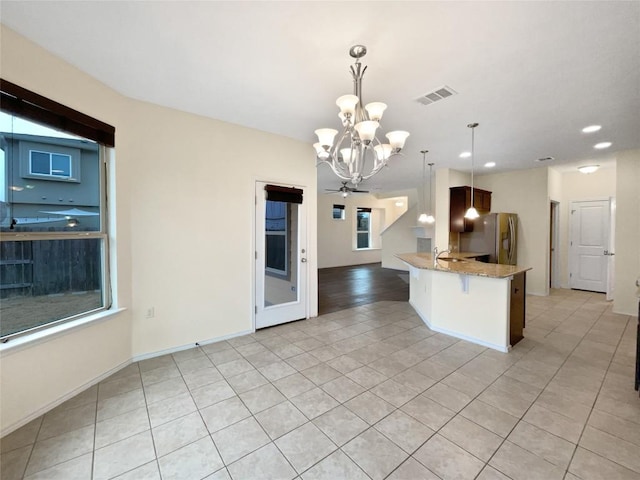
[19,407,45,479]
[90,385,98,480]
[213,355,302,478]
[479,291,620,479]
[562,312,635,479]
[252,307,438,479]
[378,344,497,479]
[185,351,232,480]
[9,291,636,480]
[139,361,163,480]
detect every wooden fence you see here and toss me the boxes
[0,229,101,299]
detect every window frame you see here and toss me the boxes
[0,80,113,342]
[332,204,345,220]
[356,208,372,250]
[1,146,111,341]
[29,149,73,178]
[265,200,289,277]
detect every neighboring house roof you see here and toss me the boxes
[0,132,98,151]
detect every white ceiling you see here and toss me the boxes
[1,1,638,193]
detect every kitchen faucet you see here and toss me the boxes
[433,246,451,267]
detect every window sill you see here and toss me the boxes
[0,307,126,357]
[353,247,381,252]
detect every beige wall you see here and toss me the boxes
[0,26,317,434]
[124,100,316,356]
[317,193,396,268]
[381,204,433,271]
[555,166,616,288]
[0,26,133,436]
[614,151,640,315]
[476,168,549,295]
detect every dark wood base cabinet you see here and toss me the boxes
[510,272,526,346]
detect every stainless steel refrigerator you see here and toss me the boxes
[459,213,518,265]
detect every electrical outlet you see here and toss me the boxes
[145,307,155,319]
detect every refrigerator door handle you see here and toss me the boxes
[508,216,516,264]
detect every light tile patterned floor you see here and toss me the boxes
[1,289,639,479]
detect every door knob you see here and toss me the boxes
[301,258,307,263]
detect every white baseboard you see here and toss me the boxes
[1,359,131,438]
[3,328,255,438]
[408,299,510,353]
[131,328,254,363]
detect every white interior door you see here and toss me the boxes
[569,200,610,293]
[255,181,307,329]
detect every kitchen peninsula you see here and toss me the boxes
[397,252,531,352]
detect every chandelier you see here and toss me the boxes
[313,45,409,187]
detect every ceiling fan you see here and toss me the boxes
[325,181,370,197]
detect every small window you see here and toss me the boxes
[332,204,345,220]
[356,207,371,249]
[265,200,288,276]
[29,150,72,178]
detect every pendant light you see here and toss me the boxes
[464,123,480,220]
[418,150,435,224]
[425,162,435,223]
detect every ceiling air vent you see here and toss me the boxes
[536,156,555,162]
[416,85,457,106]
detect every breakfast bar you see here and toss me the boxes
[397,252,531,352]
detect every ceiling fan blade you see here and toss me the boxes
[324,189,341,192]
[352,189,369,193]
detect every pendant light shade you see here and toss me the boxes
[464,206,480,219]
[418,150,435,224]
[464,123,480,220]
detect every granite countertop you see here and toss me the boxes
[396,252,531,279]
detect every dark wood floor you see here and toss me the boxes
[318,263,409,315]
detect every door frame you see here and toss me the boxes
[253,178,310,330]
[550,201,560,289]
[606,197,616,301]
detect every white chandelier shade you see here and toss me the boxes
[314,45,409,187]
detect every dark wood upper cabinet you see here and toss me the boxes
[449,186,492,232]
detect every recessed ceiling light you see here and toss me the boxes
[594,142,612,149]
[582,125,601,133]
[578,165,599,174]
[459,152,471,158]
[484,162,496,168]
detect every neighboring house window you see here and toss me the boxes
[333,204,345,220]
[356,207,371,249]
[265,200,288,276]
[0,79,115,341]
[29,150,72,178]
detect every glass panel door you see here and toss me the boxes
[255,182,307,328]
